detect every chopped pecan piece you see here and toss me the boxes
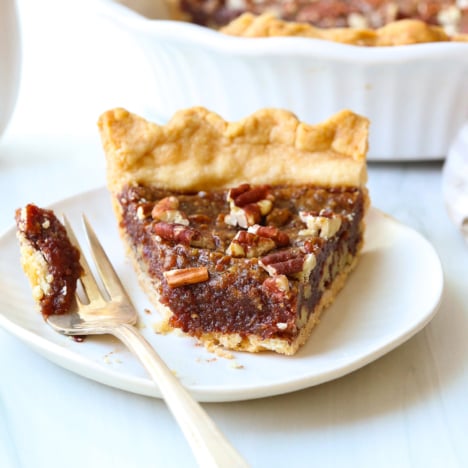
[136,202,154,220]
[224,183,274,228]
[164,267,209,288]
[299,210,342,239]
[153,222,215,249]
[248,224,290,247]
[262,274,290,294]
[295,253,317,283]
[262,275,291,308]
[260,249,316,282]
[226,230,276,258]
[152,196,189,226]
[224,202,261,228]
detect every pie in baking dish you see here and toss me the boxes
[98,107,370,355]
[221,13,468,45]
[170,0,468,35]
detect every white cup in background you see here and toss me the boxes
[0,0,21,139]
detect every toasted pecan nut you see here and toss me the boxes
[231,185,271,207]
[136,202,154,220]
[299,210,342,239]
[164,267,209,288]
[225,183,275,228]
[226,230,276,258]
[262,274,290,294]
[153,222,215,249]
[260,249,316,282]
[152,196,189,225]
[248,224,290,247]
[153,222,197,245]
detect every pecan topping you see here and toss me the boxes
[295,253,317,283]
[224,183,274,228]
[136,202,154,220]
[226,230,276,258]
[153,222,214,249]
[262,274,290,294]
[152,196,189,226]
[262,275,291,310]
[260,249,316,282]
[247,224,290,247]
[231,184,270,207]
[164,267,209,288]
[299,210,342,239]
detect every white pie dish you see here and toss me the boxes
[0,187,443,402]
[93,0,468,161]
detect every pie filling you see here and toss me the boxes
[177,0,468,34]
[118,182,366,351]
[15,204,83,318]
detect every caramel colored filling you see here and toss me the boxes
[118,184,365,343]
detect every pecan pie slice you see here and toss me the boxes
[98,107,370,355]
[15,204,83,318]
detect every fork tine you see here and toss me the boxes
[62,215,103,303]
[81,215,130,302]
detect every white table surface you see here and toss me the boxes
[1,1,467,467]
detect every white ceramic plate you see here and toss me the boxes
[0,187,443,402]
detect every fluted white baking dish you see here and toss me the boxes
[94,0,468,160]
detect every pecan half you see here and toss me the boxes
[226,230,276,258]
[164,267,209,288]
[231,184,270,207]
[224,183,274,228]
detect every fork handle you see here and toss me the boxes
[111,323,249,468]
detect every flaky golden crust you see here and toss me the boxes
[221,13,467,45]
[98,107,369,195]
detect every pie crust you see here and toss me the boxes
[221,13,468,45]
[100,107,368,194]
[98,107,370,355]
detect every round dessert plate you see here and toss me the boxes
[0,187,443,402]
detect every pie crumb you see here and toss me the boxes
[153,320,173,335]
[205,341,235,359]
[229,361,244,370]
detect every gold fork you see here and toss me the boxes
[47,215,248,468]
